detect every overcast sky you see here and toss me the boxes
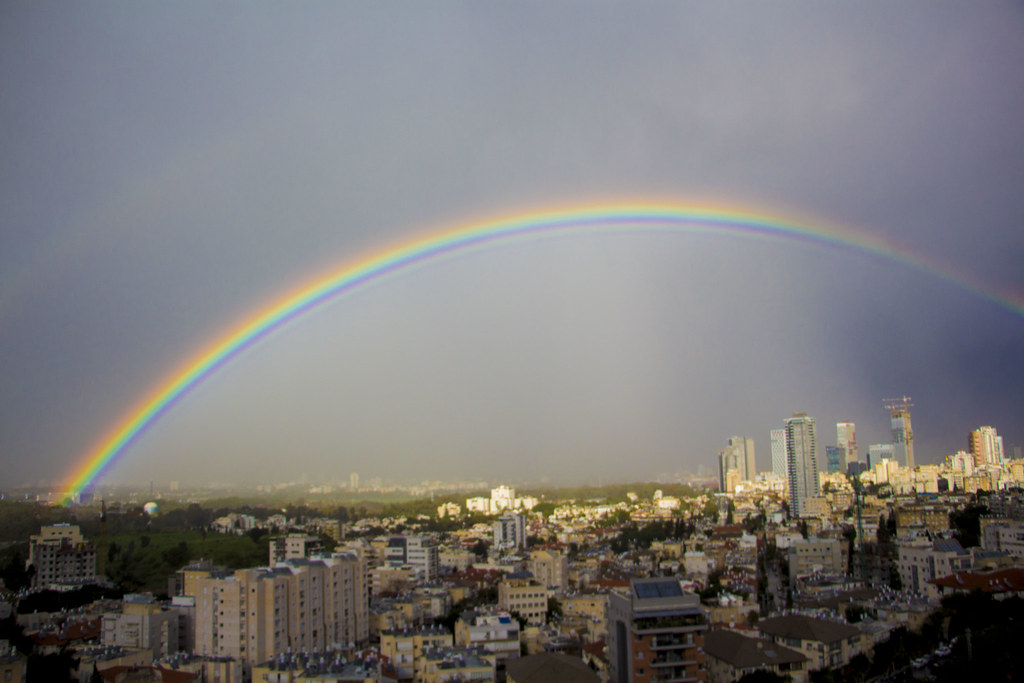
[2,2,1023,489]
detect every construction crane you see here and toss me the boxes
[883,396,914,413]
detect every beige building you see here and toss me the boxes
[757,615,861,671]
[380,624,452,681]
[528,550,569,595]
[101,594,180,659]
[896,539,971,599]
[498,577,548,626]
[189,554,366,677]
[705,630,808,683]
[787,538,844,585]
[894,504,952,536]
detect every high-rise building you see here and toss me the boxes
[836,422,857,470]
[190,553,367,677]
[718,436,756,492]
[349,472,359,490]
[607,577,708,683]
[825,446,843,475]
[385,535,439,583]
[784,413,819,517]
[28,524,97,590]
[969,426,1004,467]
[885,398,914,469]
[493,514,527,550]
[770,428,787,480]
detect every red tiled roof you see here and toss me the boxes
[930,567,1024,593]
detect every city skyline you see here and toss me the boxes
[2,3,1023,489]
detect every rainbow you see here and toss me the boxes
[61,202,1024,501]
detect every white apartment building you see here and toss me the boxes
[493,514,527,550]
[386,535,439,583]
[785,413,820,517]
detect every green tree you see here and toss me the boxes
[547,597,563,623]
[949,504,987,548]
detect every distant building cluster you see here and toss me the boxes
[7,396,1024,683]
[465,485,538,516]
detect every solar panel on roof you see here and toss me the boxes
[635,580,682,598]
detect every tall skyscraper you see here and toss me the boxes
[784,413,819,517]
[969,426,1004,466]
[884,398,914,469]
[825,446,843,474]
[718,436,756,492]
[770,428,787,479]
[836,422,857,470]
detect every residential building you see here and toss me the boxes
[787,538,844,586]
[269,534,323,565]
[970,426,1004,467]
[704,630,808,683]
[929,567,1024,600]
[784,413,819,518]
[421,646,495,683]
[387,535,440,583]
[453,611,521,676]
[981,519,1024,561]
[528,550,569,595]
[380,624,452,681]
[190,553,366,677]
[896,539,971,600]
[498,576,547,625]
[27,524,97,590]
[101,594,180,659]
[494,514,527,550]
[757,615,862,671]
[607,577,707,683]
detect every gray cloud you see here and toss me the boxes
[2,2,1023,487]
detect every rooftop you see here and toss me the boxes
[505,652,600,683]
[704,630,807,669]
[757,615,860,644]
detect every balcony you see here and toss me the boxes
[651,635,695,649]
[635,614,706,633]
[651,653,697,667]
